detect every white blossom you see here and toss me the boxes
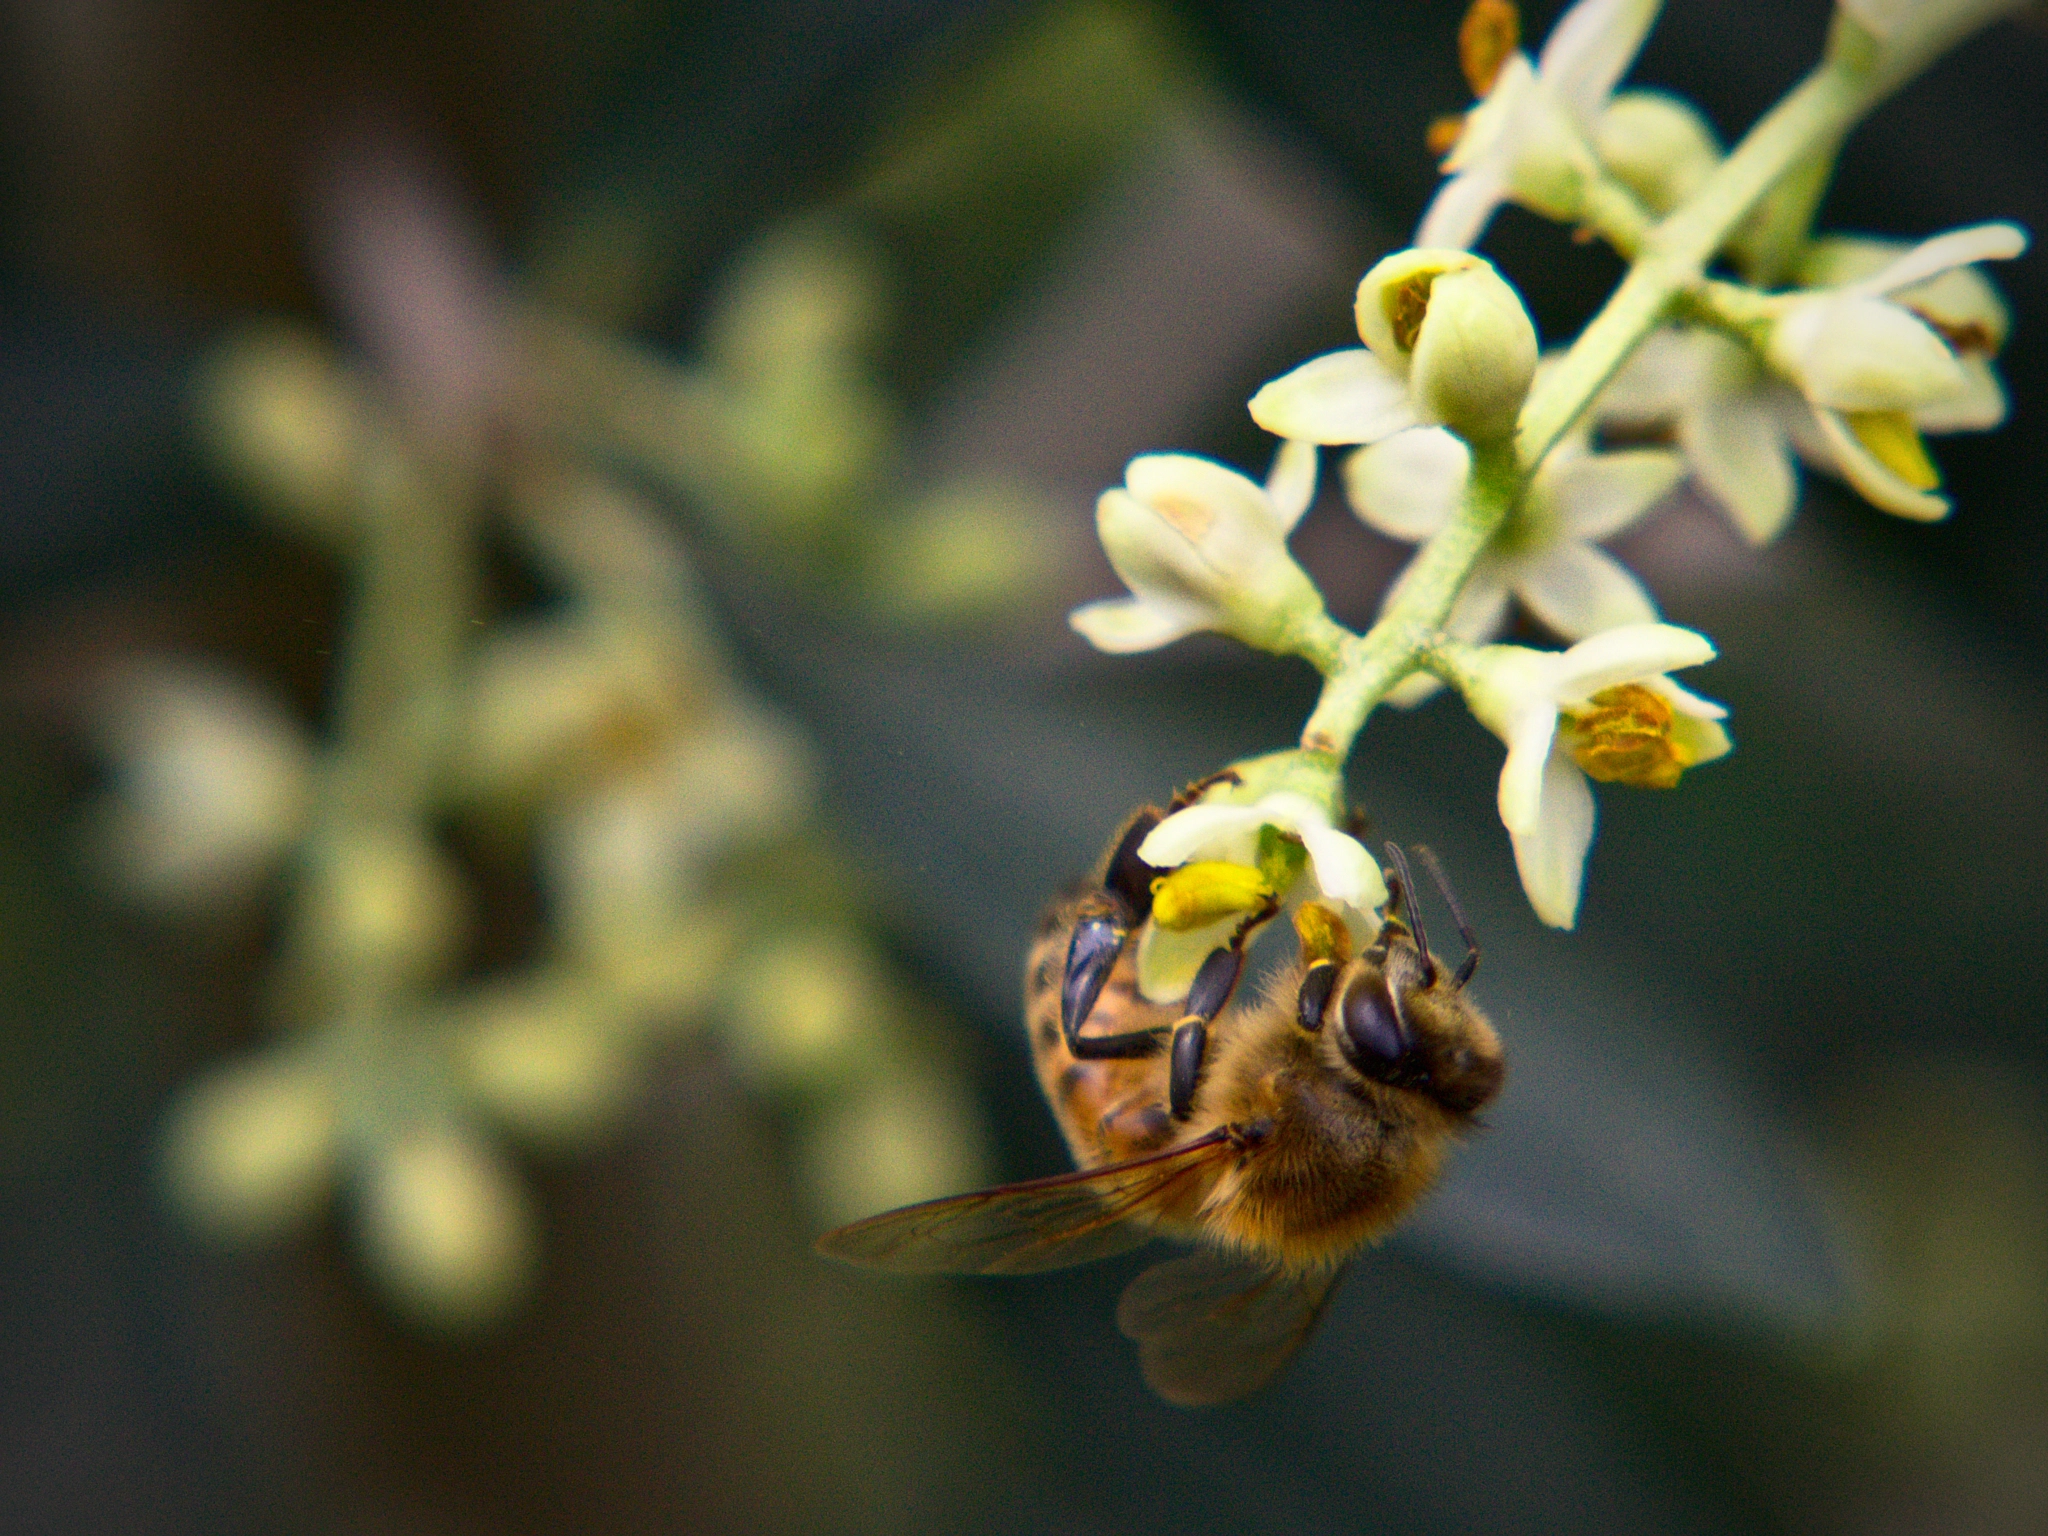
[1251,250,1538,450]
[1418,0,1664,249]
[1132,791,1387,1000]
[1457,624,1730,928]
[1069,444,1324,656]
[1348,422,1679,650]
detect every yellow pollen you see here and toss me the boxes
[1561,683,1694,790]
[1150,862,1275,932]
[1385,271,1441,353]
[1458,0,1520,97]
[1293,902,1353,966]
[1844,410,1941,491]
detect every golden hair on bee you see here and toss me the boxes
[818,802,1504,1406]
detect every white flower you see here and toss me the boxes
[1068,443,1324,656]
[1347,422,1680,647]
[1131,790,1388,1000]
[1457,624,1731,928]
[1418,0,1663,250]
[1250,250,1537,449]
[1767,221,2026,521]
[1600,222,2025,534]
[1597,326,1804,544]
[89,659,315,907]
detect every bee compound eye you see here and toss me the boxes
[1339,975,1407,1070]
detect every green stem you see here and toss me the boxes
[1290,0,2020,765]
[1298,442,1517,756]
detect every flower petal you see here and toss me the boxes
[1068,596,1209,654]
[1914,355,2007,434]
[1136,803,1268,869]
[1772,295,1966,412]
[1642,673,1729,721]
[1552,622,1715,700]
[1249,350,1417,445]
[1342,428,1470,540]
[1497,699,1561,834]
[1541,446,1686,540]
[1125,453,1286,563]
[1679,392,1799,545]
[1511,543,1661,641]
[1848,221,2028,298]
[1537,0,1661,123]
[1810,407,1950,521]
[1598,326,1712,423]
[1264,439,1319,532]
[1415,157,1513,251]
[1507,748,1596,929]
[1445,563,1515,642]
[1296,823,1385,909]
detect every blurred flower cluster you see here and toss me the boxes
[84,193,1043,1328]
[1072,0,2027,942]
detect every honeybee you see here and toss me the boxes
[816,795,1504,1405]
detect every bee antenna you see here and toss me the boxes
[1380,842,1434,985]
[1412,845,1479,988]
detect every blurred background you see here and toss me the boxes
[2,1,2046,1532]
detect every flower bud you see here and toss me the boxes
[1356,251,1537,442]
[1767,293,1967,413]
[355,1127,537,1331]
[298,827,470,985]
[193,323,369,543]
[452,982,638,1150]
[159,1054,338,1242]
[721,928,889,1093]
[795,1070,990,1228]
[89,661,314,909]
[1594,91,1721,215]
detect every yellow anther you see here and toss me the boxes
[1458,0,1520,98]
[1561,683,1695,790]
[1383,270,1441,354]
[1425,113,1468,158]
[1150,862,1275,932]
[1293,902,1354,967]
[1844,410,1941,491]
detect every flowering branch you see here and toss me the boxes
[1070,0,2031,931]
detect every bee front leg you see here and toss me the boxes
[1062,808,1171,1060]
[1165,903,1275,1119]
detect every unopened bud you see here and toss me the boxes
[159,1055,338,1242]
[1356,251,1537,442]
[1595,92,1721,215]
[355,1127,537,1331]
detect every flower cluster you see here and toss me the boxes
[1068,0,2028,932]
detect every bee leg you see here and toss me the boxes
[1167,941,1249,1120]
[1061,895,1169,1059]
[1165,766,1242,813]
[1062,807,1176,1060]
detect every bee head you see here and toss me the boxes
[1312,926,1505,1119]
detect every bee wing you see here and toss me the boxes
[814,1128,1237,1276]
[1115,1250,1345,1407]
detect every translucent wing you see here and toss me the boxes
[1115,1250,1345,1406]
[814,1128,1237,1276]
